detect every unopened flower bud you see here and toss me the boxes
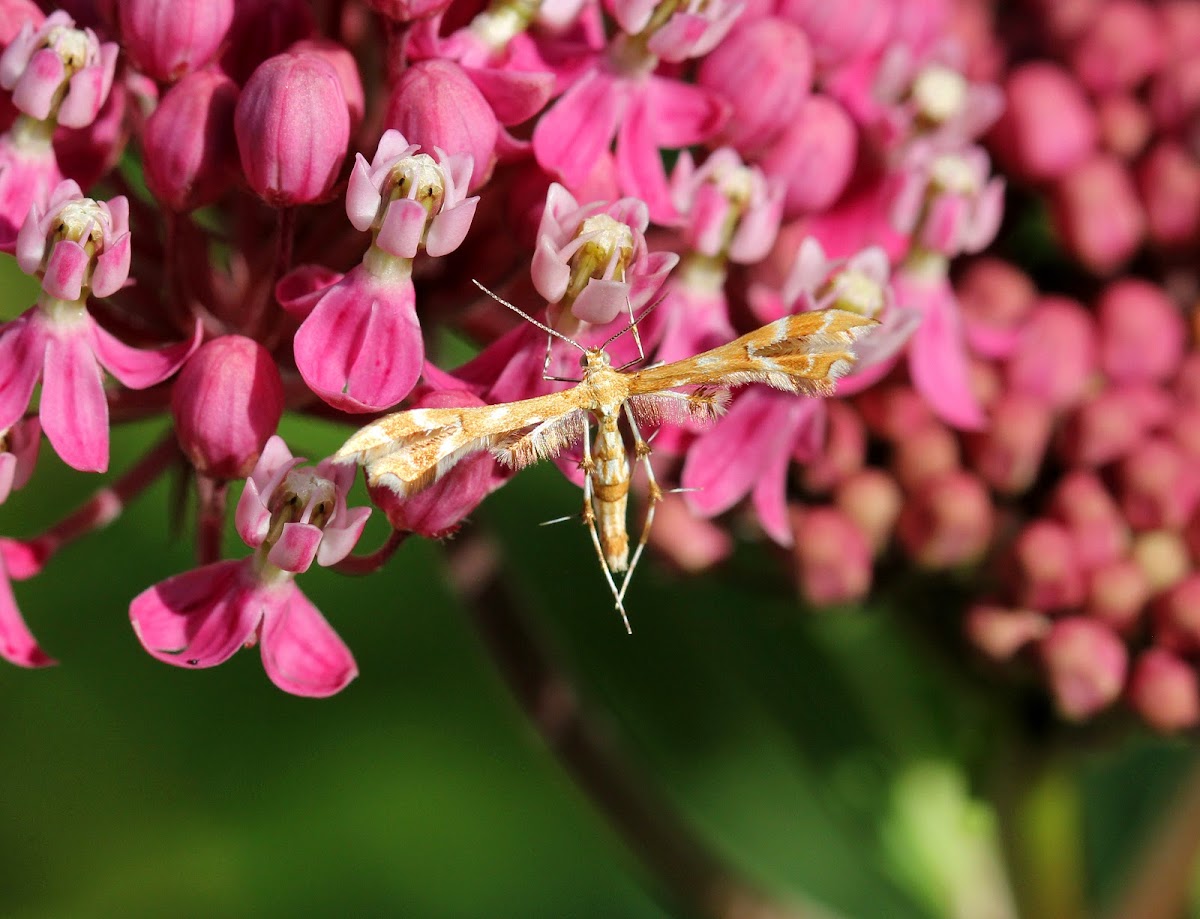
[1070,0,1164,96]
[991,63,1097,181]
[897,470,993,569]
[1118,439,1200,531]
[834,468,902,554]
[966,604,1051,661]
[1138,141,1200,247]
[171,336,285,480]
[1152,575,1200,654]
[803,401,865,493]
[790,505,872,605]
[1053,155,1145,274]
[1097,94,1152,160]
[1039,617,1128,720]
[142,69,239,212]
[118,0,233,82]
[1059,384,1171,467]
[891,421,959,491]
[647,493,733,573]
[1050,471,1130,571]
[1086,558,1151,633]
[758,94,856,216]
[219,0,315,85]
[290,39,365,134]
[955,258,1036,358]
[1010,520,1086,612]
[1097,279,1186,384]
[967,393,1052,494]
[234,51,350,207]
[1129,648,1200,732]
[1006,296,1096,410]
[696,18,812,155]
[386,60,498,193]
[856,384,933,441]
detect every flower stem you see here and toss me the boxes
[444,529,844,919]
[195,475,228,565]
[23,435,181,567]
[332,529,409,575]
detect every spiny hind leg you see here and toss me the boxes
[581,418,633,632]
[617,404,663,605]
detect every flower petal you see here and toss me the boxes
[89,315,201,389]
[129,560,259,668]
[41,326,109,472]
[682,388,779,517]
[259,584,358,697]
[0,559,55,668]
[266,522,324,574]
[0,313,45,433]
[532,70,625,189]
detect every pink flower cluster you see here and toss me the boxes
[0,0,1187,731]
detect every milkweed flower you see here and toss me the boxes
[129,437,371,697]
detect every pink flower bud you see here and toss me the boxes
[790,505,873,605]
[1118,438,1200,531]
[1058,384,1171,467]
[234,51,349,207]
[967,393,1052,495]
[118,0,233,82]
[1006,296,1096,410]
[647,493,733,573]
[696,18,812,156]
[1053,154,1145,274]
[386,60,498,194]
[966,604,1050,661]
[775,0,893,71]
[1177,354,1200,406]
[897,470,993,569]
[1039,617,1128,721]
[1070,0,1165,96]
[1096,94,1152,160]
[1132,530,1190,593]
[142,69,239,212]
[1086,558,1151,633]
[856,383,933,441]
[1138,141,1200,247]
[290,39,365,134]
[1129,648,1200,732]
[990,63,1097,181]
[757,94,857,217]
[1096,278,1186,384]
[835,468,902,554]
[362,0,453,22]
[369,389,505,539]
[955,258,1036,359]
[219,0,315,85]
[1009,519,1086,612]
[171,336,284,480]
[1025,0,1100,41]
[1050,471,1130,571]
[1152,574,1200,654]
[891,420,960,492]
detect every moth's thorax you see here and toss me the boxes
[581,348,631,413]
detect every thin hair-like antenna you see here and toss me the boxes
[472,279,586,354]
[600,291,669,351]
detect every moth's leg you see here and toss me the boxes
[617,403,663,605]
[581,417,633,633]
[627,297,645,365]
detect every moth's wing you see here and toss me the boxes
[627,388,730,429]
[630,309,877,397]
[334,390,584,496]
[493,409,588,469]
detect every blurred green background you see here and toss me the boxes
[2,254,1199,919]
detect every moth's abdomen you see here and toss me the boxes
[591,415,631,572]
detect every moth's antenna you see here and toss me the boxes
[472,279,586,354]
[600,291,669,350]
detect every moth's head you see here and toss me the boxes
[582,348,611,371]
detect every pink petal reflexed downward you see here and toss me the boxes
[0,559,55,668]
[258,583,358,697]
[294,271,422,412]
[89,316,201,388]
[129,560,259,668]
[751,404,809,547]
[617,93,676,223]
[682,388,788,518]
[532,69,626,190]
[41,327,109,472]
[899,275,986,431]
[0,313,46,433]
[464,67,554,126]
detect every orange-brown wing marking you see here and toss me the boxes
[334,389,587,496]
[629,309,877,397]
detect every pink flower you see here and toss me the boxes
[756,93,858,218]
[0,417,53,668]
[1039,617,1128,721]
[531,182,676,328]
[669,148,783,264]
[344,129,478,259]
[0,12,118,127]
[129,436,370,697]
[990,63,1097,182]
[0,122,62,252]
[2,183,198,472]
[117,0,233,82]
